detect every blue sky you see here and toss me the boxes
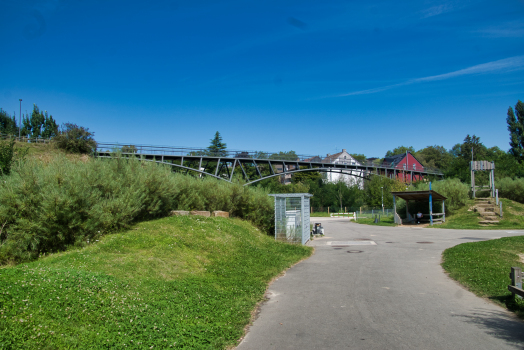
[1,0,523,158]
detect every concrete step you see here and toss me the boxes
[476,204,494,208]
[475,207,496,212]
[479,220,499,224]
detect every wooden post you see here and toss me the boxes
[429,182,433,225]
[328,207,330,214]
[489,170,493,197]
[510,267,522,299]
[492,168,495,198]
[442,201,445,223]
[471,165,476,198]
[405,199,409,221]
[393,195,397,224]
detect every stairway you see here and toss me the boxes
[474,198,500,225]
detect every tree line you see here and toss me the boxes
[255,100,524,211]
[0,104,59,138]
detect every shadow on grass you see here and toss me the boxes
[453,307,524,347]
[489,295,524,319]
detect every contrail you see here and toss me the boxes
[337,55,524,97]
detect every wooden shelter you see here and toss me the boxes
[391,185,447,225]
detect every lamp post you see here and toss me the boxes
[19,99,22,140]
[381,186,384,213]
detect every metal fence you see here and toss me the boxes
[270,193,312,245]
[355,209,394,219]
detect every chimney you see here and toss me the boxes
[342,149,346,153]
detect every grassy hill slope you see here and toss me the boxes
[0,215,312,349]
[437,198,524,229]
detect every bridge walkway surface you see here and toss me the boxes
[236,219,524,350]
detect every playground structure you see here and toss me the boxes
[470,161,495,198]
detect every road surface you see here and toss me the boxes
[237,218,524,350]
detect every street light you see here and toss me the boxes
[381,186,384,213]
[19,99,22,140]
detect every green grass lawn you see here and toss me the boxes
[310,212,331,217]
[442,236,524,318]
[352,216,397,227]
[0,216,312,349]
[437,198,524,230]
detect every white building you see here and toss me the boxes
[322,149,363,188]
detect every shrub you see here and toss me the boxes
[53,123,96,154]
[0,154,274,264]
[121,144,137,153]
[497,177,524,203]
[0,138,28,176]
[0,138,15,175]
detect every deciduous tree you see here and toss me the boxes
[385,146,415,157]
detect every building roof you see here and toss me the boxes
[322,151,344,163]
[390,190,447,201]
[322,149,360,164]
[304,156,323,163]
[382,152,423,168]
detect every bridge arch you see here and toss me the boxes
[97,154,389,186]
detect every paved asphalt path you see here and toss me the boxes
[237,218,524,350]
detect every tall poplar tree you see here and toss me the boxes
[507,100,524,162]
[20,104,59,138]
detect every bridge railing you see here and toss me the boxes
[94,142,442,175]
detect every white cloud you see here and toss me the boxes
[420,3,454,18]
[475,22,524,38]
[337,55,524,97]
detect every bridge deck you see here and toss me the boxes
[96,147,443,185]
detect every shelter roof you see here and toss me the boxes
[268,193,313,198]
[390,190,447,201]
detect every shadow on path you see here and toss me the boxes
[454,308,524,348]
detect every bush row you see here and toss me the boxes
[497,177,524,203]
[0,155,274,264]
